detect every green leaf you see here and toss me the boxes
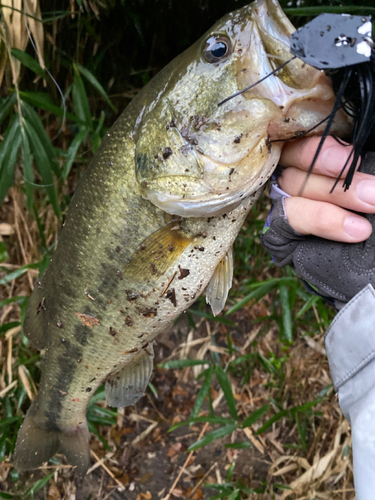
[0,322,21,334]
[224,442,251,449]
[77,64,117,112]
[0,242,8,263]
[242,404,270,429]
[190,368,213,420]
[23,119,60,217]
[189,308,236,326]
[160,359,211,369]
[256,410,288,435]
[279,285,293,342]
[24,471,54,498]
[61,126,88,180]
[215,366,237,420]
[20,119,34,212]
[0,115,21,206]
[11,49,46,78]
[72,64,93,129]
[21,102,61,178]
[19,91,81,123]
[188,423,237,451]
[0,261,41,286]
[295,295,320,319]
[226,281,278,315]
[0,94,17,126]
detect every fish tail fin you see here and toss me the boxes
[14,410,90,477]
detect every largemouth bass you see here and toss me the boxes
[14,0,350,477]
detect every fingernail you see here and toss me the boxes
[322,146,351,175]
[356,179,375,205]
[344,216,372,239]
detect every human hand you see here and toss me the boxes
[278,136,373,242]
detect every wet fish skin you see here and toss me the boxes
[14,0,351,477]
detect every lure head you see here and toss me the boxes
[133,0,352,217]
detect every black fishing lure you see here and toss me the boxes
[290,13,374,190]
[219,12,375,192]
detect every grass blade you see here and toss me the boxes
[226,281,278,315]
[215,366,237,420]
[19,91,80,123]
[0,94,17,126]
[188,423,237,452]
[279,285,293,342]
[190,367,213,420]
[242,404,270,429]
[160,359,211,369]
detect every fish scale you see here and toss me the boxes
[14,0,351,478]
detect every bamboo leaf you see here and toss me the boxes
[0,116,21,206]
[61,126,88,180]
[160,359,211,369]
[19,120,34,212]
[226,281,277,315]
[23,119,60,217]
[0,94,17,126]
[21,102,61,178]
[19,91,81,123]
[0,242,8,262]
[242,404,270,429]
[78,64,117,111]
[72,64,93,129]
[11,49,46,78]
[188,423,237,452]
[215,366,237,420]
[190,367,213,420]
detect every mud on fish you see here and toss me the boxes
[13,0,351,477]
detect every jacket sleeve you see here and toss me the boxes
[325,283,375,500]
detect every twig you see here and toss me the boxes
[89,450,125,492]
[0,380,17,398]
[187,461,217,498]
[162,422,209,500]
[159,271,177,297]
[131,421,158,445]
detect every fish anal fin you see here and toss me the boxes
[13,403,90,478]
[105,344,155,408]
[124,221,191,280]
[205,247,234,316]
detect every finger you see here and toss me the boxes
[279,167,375,214]
[284,197,372,242]
[279,136,353,178]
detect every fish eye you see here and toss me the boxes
[204,35,232,63]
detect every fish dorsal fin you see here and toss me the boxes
[205,247,233,316]
[105,343,155,408]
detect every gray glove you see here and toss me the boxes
[262,152,375,500]
[262,152,375,310]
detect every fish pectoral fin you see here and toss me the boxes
[124,220,191,280]
[205,247,234,317]
[105,344,155,408]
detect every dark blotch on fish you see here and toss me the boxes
[109,327,117,336]
[125,316,133,326]
[163,147,173,159]
[178,266,190,279]
[233,134,242,143]
[125,290,138,301]
[36,297,46,314]
[166,288,177,307]
[142,307,157,318]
